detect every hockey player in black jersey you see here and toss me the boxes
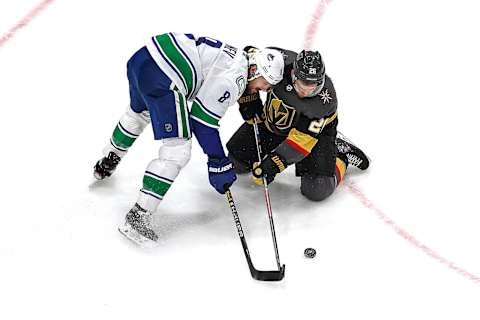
[227,48,369,201]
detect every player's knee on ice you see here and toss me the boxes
[300,175,335,202]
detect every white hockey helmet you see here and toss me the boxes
[248,48,284,85]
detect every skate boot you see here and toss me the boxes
[336,132,370,170]
[118,203,159,247]
[93,151,121,180]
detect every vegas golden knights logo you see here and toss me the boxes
[266,98,296,131]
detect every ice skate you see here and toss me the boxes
[118,203,159,248]
[336,132,370,170]
[93,151,121,180]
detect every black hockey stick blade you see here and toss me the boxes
[226,190,286,281]
[250,264,285,281]
[241,236,286,281]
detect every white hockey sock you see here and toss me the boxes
[136,138,192,212]
[137,160,180,212]
[104,108,150,157]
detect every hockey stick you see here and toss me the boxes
[225,189,285,281]
[252,119,285,273]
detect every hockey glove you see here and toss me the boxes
[207,157,237,194]
[238,92,264,123]
[252,152,287,185]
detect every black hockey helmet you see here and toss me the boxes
[293,50,325,85]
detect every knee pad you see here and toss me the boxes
[121,108,151,135]
[300,175,336,202]
[158,138,192,169]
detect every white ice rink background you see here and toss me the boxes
[1,0,479,319]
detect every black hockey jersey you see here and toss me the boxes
[263,48,338,163]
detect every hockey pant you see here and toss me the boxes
[227,122,347,202]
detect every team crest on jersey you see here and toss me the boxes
[286,84,293,92]
[266,98,296,131]
[236,76,246,95]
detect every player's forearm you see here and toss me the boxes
[274,128,318,165]
[191,119,226,159]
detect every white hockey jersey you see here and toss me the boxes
[146,32,248,129]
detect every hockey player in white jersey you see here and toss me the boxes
[93,32,284,246]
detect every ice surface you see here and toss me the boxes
[1,0,479,319]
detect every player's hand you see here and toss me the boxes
[207,157,237,194]
[251,152,287,185]
[238,92,264,123]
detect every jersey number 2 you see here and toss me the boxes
[308,119,325,134]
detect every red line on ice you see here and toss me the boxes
[347,181,480,286]
[0,0,55,48]
[303,0,332,50]
[305,0,479,286]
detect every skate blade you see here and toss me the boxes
[118,224,159,249]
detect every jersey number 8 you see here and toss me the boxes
[217,91,231,103]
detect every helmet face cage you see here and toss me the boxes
[292,73,325,97]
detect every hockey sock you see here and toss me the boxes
[109,121,140,154]
[137,160,179,212]
[136,139,191,212]
[105,109,150,157]
[334,156,347,186]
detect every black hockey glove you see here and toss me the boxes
[252,152,287,185]
[238,92,264,123]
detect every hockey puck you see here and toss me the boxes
[304,248,316,258]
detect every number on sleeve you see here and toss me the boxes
[308,119,326,134]
[217,91,231,103]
